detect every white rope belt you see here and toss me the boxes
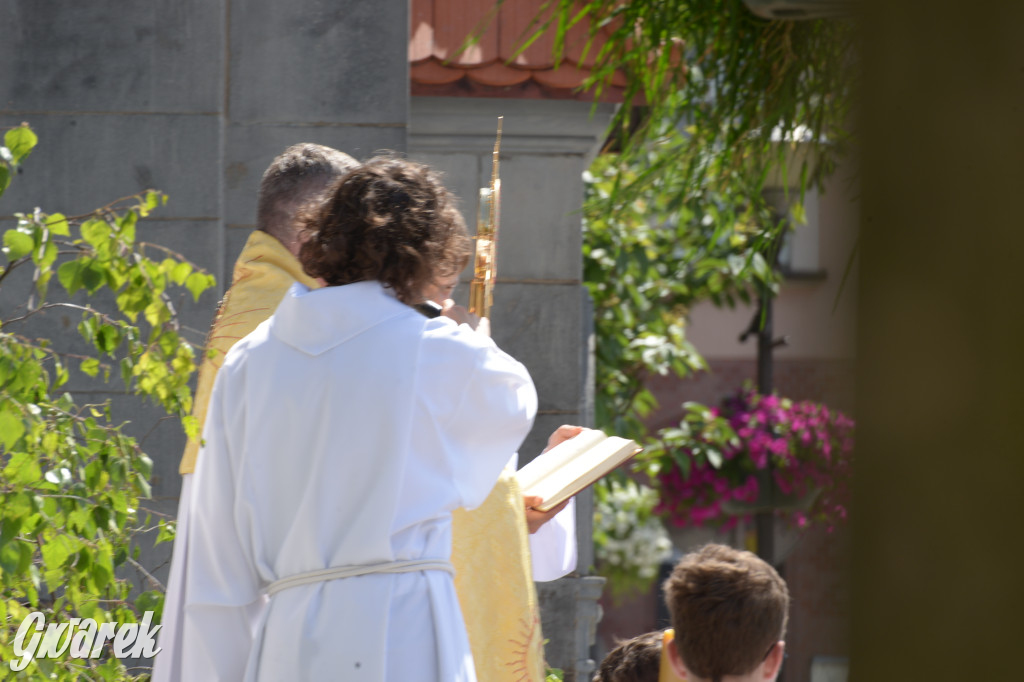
[265,559,454,597]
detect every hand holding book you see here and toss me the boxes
[522,425,583,531]
[517,428,642,513]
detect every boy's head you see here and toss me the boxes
[663,544,790,682]
[593,630,664,682]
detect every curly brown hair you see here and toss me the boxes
[593,630,664,682]
[663,544,789,682]
[298,156,470,305]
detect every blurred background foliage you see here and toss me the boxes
[515,0,856,586]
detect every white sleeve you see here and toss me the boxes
[529,496,578,581]
[423,323,538,511]
[179,375,265,682]
[510,451,579,581]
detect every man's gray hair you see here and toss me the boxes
[257,143,358,241]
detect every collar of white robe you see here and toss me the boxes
[265,559,455,597]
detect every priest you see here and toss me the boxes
[179,155,537,679]
[153,145,578,682]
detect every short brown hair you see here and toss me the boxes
[593,630,663,682]
[257,143,358,241]
[298,155,470,304]
[663,544,789,681]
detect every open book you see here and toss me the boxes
[515,430,642,512]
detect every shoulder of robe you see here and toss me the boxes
[219,320,273,374]
[420,316,501,360]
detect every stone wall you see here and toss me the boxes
[1,0,409,503]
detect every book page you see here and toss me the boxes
[515,429,608,492]
[517,433,640,511]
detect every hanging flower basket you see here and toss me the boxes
[638,386,854,532]
[718,472,821,515]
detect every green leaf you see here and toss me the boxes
[96,325,120,354]
[0,539,24,575]
[91,562,112,590]
[156,520,177,545]
[46,212,70,236]
[80,358,100,377]
[142,190,161,214]
[790,201,807,226]
[0,404,26,450]
[81,260,105,292]
[185,272,209,302]
[116,210,137,244]
[182,414,199,439]
[57,260,83,294]
[4,125,38,164]
[170,261,192,285]
[41,537,73,571]
[0,164,10,196]
[3,230,34,260]
[81,218,111,249]
[135,590,163,619]
[4,452,41,484]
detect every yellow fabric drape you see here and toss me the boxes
[452,471,545,682]
[178,231,545,680]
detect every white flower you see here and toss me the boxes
[594,479,672,589]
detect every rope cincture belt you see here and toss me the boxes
[265,559,454,597]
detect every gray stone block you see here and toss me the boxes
[499,153,585,281]
[229,0,408,124]
[537,576,606,682]
[0,0,224,113]
[224,224,256,285]
[492,283,582,413]
[0,113,220,219]
[410,97,616,158]
[223,123,407,226]
[521,412,584,470]
[575,488,596,574]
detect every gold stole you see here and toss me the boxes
[178,232,546,679]
[179,230,318,475]
[452,471,545,682]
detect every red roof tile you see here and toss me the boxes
[410,0,626,102]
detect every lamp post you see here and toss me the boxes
[740,287,787,564]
